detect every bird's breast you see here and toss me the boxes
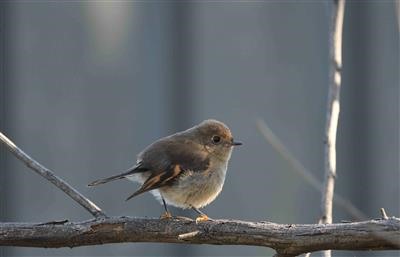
[160,162,228,209]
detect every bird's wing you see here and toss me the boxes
[88,162,148,186]
[125,164,184,200]
[125,139,210,201]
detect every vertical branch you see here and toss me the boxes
[321,0,345,256]
[256,119,366,220]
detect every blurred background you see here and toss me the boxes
[0,1,398,257]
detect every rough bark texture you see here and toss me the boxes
[1,217,399,256]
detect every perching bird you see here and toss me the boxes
[88,119,241,222]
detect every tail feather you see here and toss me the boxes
[125,190,142,201]
[88,164,147,187]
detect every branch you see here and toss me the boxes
[0,132,106,218]
[0,217,399,256]
[321,1,346,256]
[323,0,345,225]
[256,119,366,220]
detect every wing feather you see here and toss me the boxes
[125,164,183,201]
[125,139,210,200]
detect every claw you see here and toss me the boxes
[160,211,173,220]
[195,214,209,223]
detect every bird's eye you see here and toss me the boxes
[211,135,221,144]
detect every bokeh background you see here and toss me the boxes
[0,1,399,257]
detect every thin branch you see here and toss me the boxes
[323,0,345,225]
[0,217,399,256]
[256,120,400,251]
[380,208,389,220]
[256,119,366,220]
[256,120,400,250]
[0,132,106,218]
[321,1,345,256]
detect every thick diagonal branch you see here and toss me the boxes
[0,217,399,256]
[0,132,106,218]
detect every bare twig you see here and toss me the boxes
[0,132,106,218]
[257,120,400,252]
[1,217,399,256]
[322,0,345,225]
[256,119,365,220]
[380,208,389,220]
[321,1,346,256]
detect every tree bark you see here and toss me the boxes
[1,217,399,257]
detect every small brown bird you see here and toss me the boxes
[88,119,241,222]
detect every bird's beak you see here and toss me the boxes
[231,140,242,146]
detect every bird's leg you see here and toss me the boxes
[191,206,211,223]
[160,197,172,219]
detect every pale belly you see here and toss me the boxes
[126,166,227,209]
[160,167,227,209]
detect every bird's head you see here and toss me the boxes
[190,119,242,162]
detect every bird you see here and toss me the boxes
[88,119,241,222]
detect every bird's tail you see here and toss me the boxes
[88,164,147,186]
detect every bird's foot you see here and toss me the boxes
[195,214,210,223]
[160,211,173,220]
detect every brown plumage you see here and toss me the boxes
[88,119,241,221]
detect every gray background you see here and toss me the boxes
[0,1,399,257]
